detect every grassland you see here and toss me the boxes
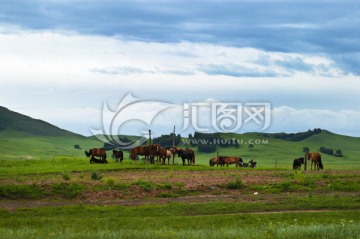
[1,107,360,238]
[1,156,360,238]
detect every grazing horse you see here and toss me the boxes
[85,148,107,164]
[112,150,124,163]
[209,157,220,166]
[305,152,323,170]
[293,157,304,170]
[217,156,243,167]
[177,148,195,165]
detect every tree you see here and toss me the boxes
[74,144,81,149]
[335,149,343,157]
[198,143,216,153]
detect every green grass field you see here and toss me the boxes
[1,108,360,239]
[1,200,360,239]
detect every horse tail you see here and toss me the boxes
[318,155,323,169]
[192,153,195,165]
[293,160,296,170]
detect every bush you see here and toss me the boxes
[226,177,244,189]
[320,146,334,156]
[62,172,70,181]
[335,149,343,157]
[51,183,86,198]
[91,171,103,180]
[198,143,216,153]
[103,177,115,187]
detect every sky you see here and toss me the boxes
[1,0,360,138]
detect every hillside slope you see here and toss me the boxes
[0,106,78,136]
[0,106,102,159]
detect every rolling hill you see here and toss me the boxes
[0,106,359,168]
[0,106,102,159]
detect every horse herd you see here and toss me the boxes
[85,144,195,165]
[85,147,323,170]
[209,156,257,168]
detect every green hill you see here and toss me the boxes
[0,106,102,159]
[182,130,360,169]
[0,106,359,169]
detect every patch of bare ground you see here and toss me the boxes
[1,170,359,211]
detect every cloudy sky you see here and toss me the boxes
[1,0,360,137]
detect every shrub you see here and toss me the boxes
[91,171,103,180]
[51,183,86,198]
[62,172,70,181]
[103,177,115,187]
[226,177,244,189]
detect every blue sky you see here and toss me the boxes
[1,0,360,137]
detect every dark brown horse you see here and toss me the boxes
[85,148,107,163]
[293,157,304,170]
[176,148,195,165]
[305,152,323,170]
[112,150,123,163]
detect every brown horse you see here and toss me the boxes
[176,148,195,165]
[156,146,171,165]
[209,157,220,166]
[217,156,243,167]
[130,144,160,162]
[85,148,107,163]
[305,152,323,170]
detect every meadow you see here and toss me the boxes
[1,155,360,238]
[1,126,360,238]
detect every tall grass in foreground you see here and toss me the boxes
[0,208,359,239]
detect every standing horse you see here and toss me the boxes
[112,150,124,163]
[177,148,195,165]
[130,144,160,162]
[293,157,304,170]
[305,152,323,170]
[85,148,107,163]
[163,150,173,165]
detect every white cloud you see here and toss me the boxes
[1,27,360,136]
[271,106,360,135]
